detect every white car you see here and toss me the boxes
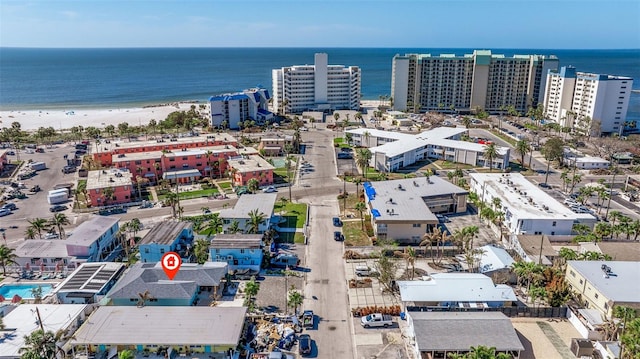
[262,186,277,193]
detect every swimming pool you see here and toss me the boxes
[0,283,55,299]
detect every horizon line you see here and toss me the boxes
[2,46,639,51]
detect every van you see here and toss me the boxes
[355,265,375,277]
[270,254,300,269]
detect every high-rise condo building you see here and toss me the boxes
[391,50,558,114]
[543,66,633,136]
[272,53,361,114]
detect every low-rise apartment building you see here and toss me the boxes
[86,168,133,207]
[209,234,264,272]
[346,127,510,172]
[565,261,640,319]
[227,155,275,187]
[258,135,294,156]
[220,193,277,234]
[209,87,273,130]
[138,220,194,262]
[65,215,121,262]
[469,173,596,236]
[364,177,467,244]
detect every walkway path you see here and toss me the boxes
[536,321,576,359]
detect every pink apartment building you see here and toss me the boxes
[86,168,133,207]
[227,155,275,187]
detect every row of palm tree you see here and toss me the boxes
[25,213,70,239]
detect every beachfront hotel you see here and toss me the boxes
[391,50,558,114]
[209,87,273,130]
[543,66,633,136]
[272,53,361,114]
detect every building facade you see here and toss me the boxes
[209,87,273,130]
[65,216,121,262]
[138,221,194,263]
[86,168,133,207]
[272,53,361,114]
[227,155,275,187]
[209,234,264,272]
[392,50,558,114]
[220,193,277,234]
[543,66,633,136]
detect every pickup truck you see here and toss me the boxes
[360,313,393,328]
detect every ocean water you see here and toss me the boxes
[1,47,639,121]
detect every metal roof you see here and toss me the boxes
[210,234,263,249]
[65,216,120,246]
[398,273,517,303]
[55,262,125,293]
[139,220,193,246]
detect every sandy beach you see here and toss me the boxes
[0,103,207,132]
[0,100,383,132]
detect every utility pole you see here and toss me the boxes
[605,159,617,220]
[343,174,347,217]
[538,235,544,265]
[35,307,45,332]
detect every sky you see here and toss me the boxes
[1,0,639,49]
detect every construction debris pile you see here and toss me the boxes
[248,315,301,353]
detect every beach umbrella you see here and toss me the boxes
[11,294,21,303]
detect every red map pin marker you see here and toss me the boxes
[161,252,182,280]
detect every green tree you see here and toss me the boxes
[355,201,367,229]
[483,143,498,172]
[356,148,372,179]
[193,238,210,264]
[19,330,57,359]
[246,209,266,234]
[515,138,531,168]
[227,220,241,234]
[0,245,17,276]
[118,349,135,359]
[49,213,70,239]
[243,276,260,310]
[205,213,223,236]
[164,192,179,218]
[27,218,49,239]
[30,286,43,304]
[287,286,304,315]
[247,178,260,193]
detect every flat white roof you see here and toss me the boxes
[98,133,237,153]
[86,168,132,190]
[65,216,120,247]
[568,261,640,303]
[71,306,247,346]
[1,304,87,358]
[398,273,517,303]
[15,240,69,258]
[470,173,587,220]
[227,155,275,173]
[416,127,467,139]
[220,192,277,219]
[162,144,238,158]
[371,137,428,158]
[345,128,411,141]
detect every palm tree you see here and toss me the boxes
[0,245,17,275]
[30,286,43,304]
[287,287,304,316]
[243,276,260,309]
[24,227,37,240]
[355,201,367,229]
[119,349,135,359]
[515,138,531,168]
[27,218,49,239]
[227,220,241,234]
[49,213,70,239]
[246,209,266,234]
[333,112,340,126]
[405,247,417,280]
[483,143,498,172]
[164,192,179,218]
[136,290,155,307]
[19,329,57,359]
[193,238,210,264]
[101,186,115,207]
[247,178,260,193]
[356,148,372,179]
[205,213,223,236]
[128,218,142,240]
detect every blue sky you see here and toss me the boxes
[1,0,639,48]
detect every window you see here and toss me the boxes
[570,270,575,277]
[160,249,165,254]
[552,221,556,227]
[579,279,583,284]
[413,224,422,228]
[594,293,599,299]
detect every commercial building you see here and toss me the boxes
[209,234,264,272]
[70,306,247,358]
[469,173,596,236]
[563,148,610,170]
[209,87,273,130]
[406,312,524,359]
[364,177,468,244]
[220,193,277,234]
[346,127,510,172]
[226,155,275,187]
[392,50,558,113]
[105,262,227,306]
[0,304,90,359]
[543,66,633,135]
[138,220,194,262]
[398,273,517,310]
[272,53,361,114]
[53,262,126,304]
[85,168,133,207]
[565,261,640,319]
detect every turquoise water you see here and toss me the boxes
[0,283,54,299]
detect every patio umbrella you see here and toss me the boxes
[55,262,63,273]
[40,262,45,272]
[24,263,31,271]
[11,294,21,303]
[0,295,5,302]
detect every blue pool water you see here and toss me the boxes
[0,283,54,299]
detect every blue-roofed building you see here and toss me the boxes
[209,87,273,130]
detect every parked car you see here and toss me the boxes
[436,214,450,223]
[49,204,67,212]
[0,209,11,217]
[332,217,342,227]
[334,231,344,241]
[62,165,77,174]
[298,334,312,356]
[270,254,300,269]
[337,152,352,159]
[538,182,551,189]
[355,265,375,277]
[44,232,59,240]
[1,203,17,211]
[262,186,277,193]
[29,185,41,193]
[360,313,393,328]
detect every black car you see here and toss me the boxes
[334,231,344,241]
[298,334,312,356]
[49,205,67,212]
[337,152,352,159]
[332,217,342,227]
[538,182,551,189]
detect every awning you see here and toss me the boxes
[163,169,202,180]
[144,173,156,177]
[371,209,381,218]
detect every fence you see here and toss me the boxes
[406,305,567,318]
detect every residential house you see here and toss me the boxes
[65,215,121,262]
[364,177,468,244]
[382,111,413,127]
[93,133,238,167]
[577,241,640,262]
[513,234,559,266]
[138,220,194,263]
[70,306,246,358]
[220,193,277,234]
[227,155,275,187]
[398,273,517,311]
[0,304,90,359]
[258,135,294,156]
[456,244,515,278]
[85,168,133,207]
[105,262,227,306]
[209,234,264,272]
[565,261,640,319]
[53,262,126,304]
[563,148,610,170]
[470,173,597,236]
[406,312,524,359]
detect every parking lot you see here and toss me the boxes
[1,144,78,246]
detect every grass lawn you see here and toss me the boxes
[274,202,308,228]
[490,130,517,146]
[276,232,305,244]
[434,160,475,170]
[273,167,291,179]
[333,137,344,145]
[218,181,232,190]
[338,193,362,215]
[343,220,371,246]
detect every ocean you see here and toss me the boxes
[1,47,639,121]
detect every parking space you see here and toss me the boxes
[345,260,400,310]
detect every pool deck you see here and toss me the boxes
[0,275,61,303]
